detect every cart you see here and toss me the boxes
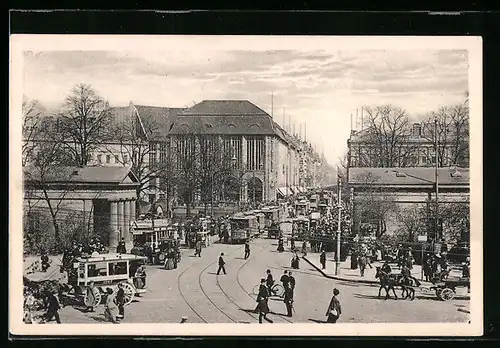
[430,277,470,301]
[65,253,148,307]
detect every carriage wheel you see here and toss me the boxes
[252,284,260,296]
[438,288,455,301]
[435,289,442,298]
[121,282,135,306]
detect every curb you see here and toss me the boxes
[302,256,379,285]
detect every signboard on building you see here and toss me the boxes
[417,235,428,242]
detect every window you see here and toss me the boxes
[421,156,427,164]
[106,155,111,164]
[205,124,213,129]
[108,261,128,276]
[98,154,103,163]
[87,262,108,277]
[123,154,129,164]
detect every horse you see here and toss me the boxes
[375,266,399,300]
[400,276,421,300]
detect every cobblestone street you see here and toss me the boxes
[39,237,469,324]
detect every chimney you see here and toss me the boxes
[412,123,422,137]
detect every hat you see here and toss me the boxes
[333,288,340,295]
[106,287,113,294]
[260,278,266,283]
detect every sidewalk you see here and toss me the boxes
[303,252,461,285]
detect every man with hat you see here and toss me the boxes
[217,252,226,275]
[256,278,273,323]
[180,316,188,323]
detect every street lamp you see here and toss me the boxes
[387,169,439,242]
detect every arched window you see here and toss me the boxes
[249,124,260,129]
[227,124,236,129]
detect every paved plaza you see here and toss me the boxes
[29,236,470,324]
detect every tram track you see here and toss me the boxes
[234,242,294,323]
[177,241,244,323]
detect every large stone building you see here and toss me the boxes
[88,100,330,210]
[347,121,469,170]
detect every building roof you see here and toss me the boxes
[348,167,469,186]
[23,166,139,185]
[181,100,268,116]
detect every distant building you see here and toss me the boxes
[348,167,469,242]
[347,122,468,169]
[89,100,329,207]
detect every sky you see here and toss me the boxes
[22,46,469,166]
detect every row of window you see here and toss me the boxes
[95,153,129,165]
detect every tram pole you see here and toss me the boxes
[335,172,342,276]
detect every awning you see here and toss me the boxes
[277,187,292,197]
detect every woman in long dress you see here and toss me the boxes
[104,288,120,323]
[325,288,342,323]
[85,281,99,312]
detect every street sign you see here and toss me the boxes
[418,235,427,242]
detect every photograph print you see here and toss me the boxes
[10,35,482,336]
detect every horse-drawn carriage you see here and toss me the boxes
[63,253,148,307]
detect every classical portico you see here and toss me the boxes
[23,166,140,250]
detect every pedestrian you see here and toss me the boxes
[116,283,125,320]
[280,270,290,290]
[42,289,61,324]
[117,238,127,254]
[325,288,341,323]
[194,239,202,257]
[290,237,296,252]
[85,281,99,312]
[277,238,284,253]
[244,241,250,260]
[320,250,326,270]
[358,254,367,277]
[284,286,294,317]
[291,252,300,269]
[41,251,50,272]
[104,288,120,324]
[217,252,226,275]
[302,241,307,256]
[266,269,274,295]
[134,264,146,289]
[423,256,433,282]
[180,316,188,323]
[256,278,273,324]
[288,271,296,295]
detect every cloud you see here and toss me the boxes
[22,47,469,165]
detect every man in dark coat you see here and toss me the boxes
[288,271,296,299]
[256,278,273,323]
[280,270,290,290]
[41,252,50,272]
[116,283,125,319]
[277,238,284,253]
[43,290,61,324]
[266,269,274,295]
[320,250,326,270]
[117,238,127,254]
[217,252,226,275]
[244,241,250,260]
[283,287,294,317]
[381,260,392,275]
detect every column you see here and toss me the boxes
[130,200,136,221]
[109,201,119,249]
[124,200,131,243]
[117,201,124,242]
[241,136,247,171]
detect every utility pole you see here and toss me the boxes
[434,117,440,242]
[335,170,342,275]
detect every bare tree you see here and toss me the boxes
[24,135,73,249]
[421,102,469,168]
[58,84,113,166]
[22,96,45,166]
[360,105,417,167]
[103,110,173,215]
[351,171,398,238]
[396,204,426,242]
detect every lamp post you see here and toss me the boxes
[231,154,240,210]
[335,170,342,276]
[433,117,440,241]
[388,169,439,244]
